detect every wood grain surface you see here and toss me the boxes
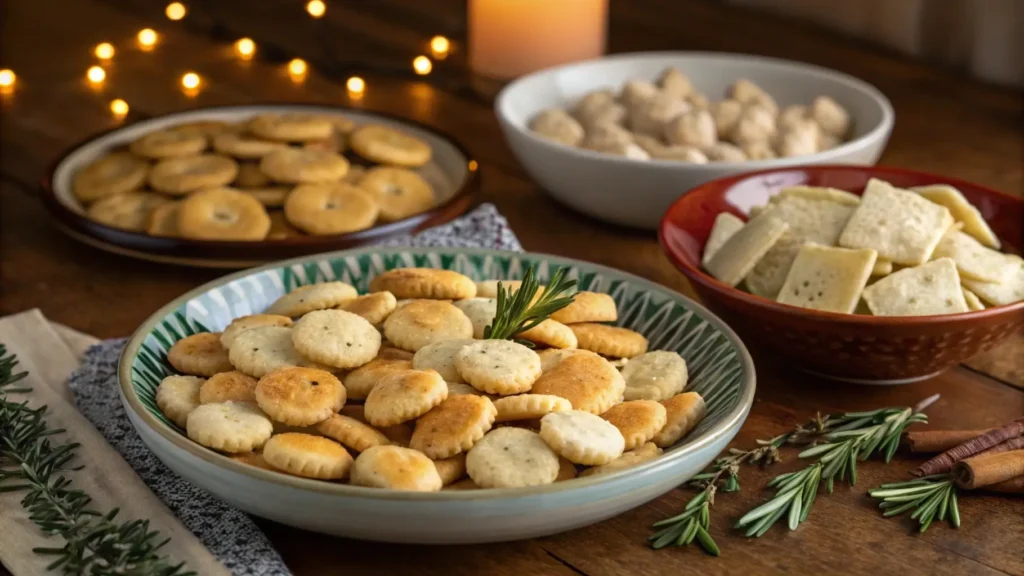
[0,1,1022,575]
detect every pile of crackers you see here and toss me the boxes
[73,113,438,240]
[155,268,707,491]
[703,179,1023,314]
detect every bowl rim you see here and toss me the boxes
[495,51,895,170]
[118,245,757,501]
[40,103,480,259]
[659,163,1024,324]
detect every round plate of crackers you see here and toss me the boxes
[41,105,478,268]
[118,247,755,543]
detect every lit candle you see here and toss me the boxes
[412,56,432,76]
[346,76,365,96]
[430,36,450,60]
[181,72,201,95]
[235,38,256,60]
[87,66,106,85]
[468,0,607,80]
[110,98,129,118]
[288,58,307,81]
[137,28,158,49]
[165,2,186,20]
[306,0,325,18]
[95,42,115,60]
[0,69,15,93]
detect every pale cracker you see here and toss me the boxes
[315,413,390,452]
[776,244,878,313]
[447,382,486,396]
[351,446,443,491]
[519,319,577,349]
[292,309,381,368]
[199,371,257,405]
[962,287,986,311]
[701,212,745,267]
[228,326,333,378]
[653,392,707,448]
[412,338,476,383]
[601,400,668,450]
[167,332,234,377]
[861,258,969,316]
[156,375,204,428]
[432,453,468,486]
[220,314,293,349]
[465,427,560,488]
[255,367,346,426]
[383,300,474,352]
[266,282,358,317]
[532,353,624,414]
[744,230,805,299]
[570,323,649,358]
[186,401,273,453]
[620,351,687,402]
[768,194,858,246]
[838,178,953,266]
[932,230,1017,283]
[537,348,599,372]
[959,256,1024,307]
[337,291,397,325]
[263,432,352,480]
[363,368,448,426]
[493,394,572,422]
[913,184,1000,249]
[872,259,894,277]
[475,280,524,298]
[549,291,618,324]
[369,268,476,300]
[454,340,542,395]
[774,185,860,206]
[409,394,497,459]
[539,410,625,465]
[342,354,413,400]
[452,297,497,339]
[705,211,790,286]
[579,442,663,477]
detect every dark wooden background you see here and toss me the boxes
[1,1,1022,575]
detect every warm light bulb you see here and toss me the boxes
[306,0,326,18]
[110,98,129,117]
[181,72,200,90]
[87,66,106,84]
[288,58,307,77]
[0,69,15,91]
[165,2,186,20]
[429,36,450,59]
[346,76,365,94]
[137,28,158,48]
[412,55,432,75]
[95,43,115,60]
[235,38,256,59]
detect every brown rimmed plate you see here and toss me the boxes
[41,104,479,268]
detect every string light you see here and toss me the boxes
[306,0,326,18]
[110,98,129,118]
[429,36,450,59]
[95,43,115,60]
[0,69,15,93]
[87,66,106,84]
[412,55,432,75]
[235,38,256,60]
[288,58,307,81]
[165,2,186,20]
[346,76,365,96]
[181,72,201,94]
[137,28,158,49]
[468,160,478,171]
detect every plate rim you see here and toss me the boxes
[118,246,757,501]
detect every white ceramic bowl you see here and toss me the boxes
[119,247,755,543]
[496,52,894,229]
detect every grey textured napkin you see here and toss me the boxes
[68,204,522,576]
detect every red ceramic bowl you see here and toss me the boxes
[660,165,1024,384]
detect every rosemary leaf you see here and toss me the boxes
[484,265,578,341]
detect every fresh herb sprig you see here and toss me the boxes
[0,345,192,575]
[868,474,959,532]
[484,265,577,343]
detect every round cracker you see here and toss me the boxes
[600,400,668,450]
[570,323,649,358]
[343,355,413,400]
[432,453,468,486]
[412,338,476,383]
[466,427,560,488]
[409,394,497,459]
[199,370,258,405]
[620,351,687,401]
[579,442,663,477]
[549,292,618,324]
[363,368,448,427]
[156,375,204,428]
[653,392,706,448]
[266,282,358,317]
[454,340,542,395]
[370,268,476,300]
[167,332,234,377]
[315,413,390,453]
[220,314,293,349]
[186,401,273,453]
[351,446,443,491]
[263,432,352,480]
[337,291,397,325]
[255,367,346,426]
[519,319,577,349]
[227,326,333,378]
[452,298,496,339]
[382,300,473,352]
[493,394,572,422]
[531,353,624,414]
[539,410,625,465]
[292,309,381,368]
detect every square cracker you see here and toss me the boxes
[744,230,805,299]
[838,179,953,266]
[961,256,1024,306]
[773,185,861,207]
[932,230,1017,283]
[913,184,1000,249]
[776,244,877,313]
[705,211,789,287]
[871,258,893,276]
[962,287,985,311]
[702,212,745,267]
[861,258,968,316]
[768,194,857,246]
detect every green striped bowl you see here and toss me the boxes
[119,247,755,543]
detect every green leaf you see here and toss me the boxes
[695,525,720,556]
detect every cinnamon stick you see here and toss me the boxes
[952,450,1024,489]
[904,429,993,453]
[975,436,1024,457]
[985,475,1024,495]
[914,417,1024,476]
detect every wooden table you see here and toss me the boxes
[1,1,1022,575]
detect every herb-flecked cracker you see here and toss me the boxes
[861,258,969,316]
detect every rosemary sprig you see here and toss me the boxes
[868,474,960,532]
[484,265,577,343]
[0,344,193,575]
